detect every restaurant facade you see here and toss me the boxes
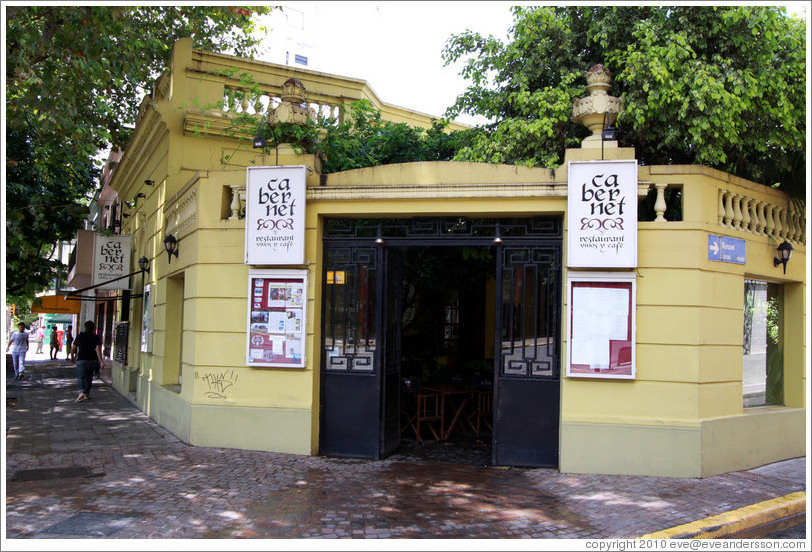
[72,38,806,478]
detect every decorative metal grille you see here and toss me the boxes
[324,216,562,241]
[113,322,129,364]
[499,247,561,379]
[323,247,378,372]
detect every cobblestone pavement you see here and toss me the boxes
[4,359,808,544]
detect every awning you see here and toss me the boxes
[31,295,82,314]
[43,314,75,323]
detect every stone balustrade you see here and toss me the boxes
[717,188,805,245]
[222,86,342,123]
[228,185,246,220]
[640,179,805,247]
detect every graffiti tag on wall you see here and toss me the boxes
[195,370,238,399]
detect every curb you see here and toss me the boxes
[638,491,806,539]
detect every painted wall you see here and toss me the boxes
[107,39,806,477]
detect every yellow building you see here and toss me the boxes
[79,38,805,478]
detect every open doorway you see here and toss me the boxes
[396,245,496,465]
[743,280,784,407]
[319,216,563,467]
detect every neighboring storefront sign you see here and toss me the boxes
[245,165,306,265]
[92,234,133,289]
[567,273,636,379]
[31,294,82,315]
[708,234,746,264]
[567,160,638,268]
[246,269,307,368]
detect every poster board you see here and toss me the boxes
[246,269,307,368]
[244,166,306,265]
[140,283,153,353]
[567,273,636,379]
[567,160,637,268]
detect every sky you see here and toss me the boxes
[256,1,517,125]
[255,1,810,126]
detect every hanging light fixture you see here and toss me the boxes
[493,221,503,244]
[375,224,384,244]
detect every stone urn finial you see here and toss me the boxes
[267,78,315,125]
[571,64,622,147]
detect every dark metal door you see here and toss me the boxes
[320,246,382,458]
[380,247,403,457]
[494,246,562,468]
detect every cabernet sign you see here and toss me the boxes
[245,166,306,265]
[567,160,638,268]
[92,234,133,289]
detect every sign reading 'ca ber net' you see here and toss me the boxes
[92,234,133,289]
[245,166,306,265]
[567,160,638,268]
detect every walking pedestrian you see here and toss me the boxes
[6,322,30,379]
[49,325,59,360]
[64,324,74,361]
[70,320,105,402]
[34,325,45,354]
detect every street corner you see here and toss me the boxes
[637,491,807,539]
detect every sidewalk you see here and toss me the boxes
[4,358,808,543]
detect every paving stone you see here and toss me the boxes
[5,359,807,540]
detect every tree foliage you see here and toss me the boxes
[5,5,271,305]
[442,5,806,198]
[254,100,470,174]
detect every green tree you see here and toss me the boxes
[5,5,272,304]
[442,5,806,198]
[252,100,470,174]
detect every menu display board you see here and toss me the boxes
[567,274,636,379]
[246,270,307,368]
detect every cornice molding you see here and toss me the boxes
[307,182,568,201]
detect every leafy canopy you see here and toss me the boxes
[5,5,271,305]
[254,100,470,174]
[442,5,806,198]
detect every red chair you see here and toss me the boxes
[402,392,444,443]
[474,390,493,438]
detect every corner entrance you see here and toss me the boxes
[319,217,562,468]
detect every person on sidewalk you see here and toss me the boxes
[6,322,30,379]
[34,325,45,354]
[49,325,60,360]
[70,320,105,402]
[64,325,73,361]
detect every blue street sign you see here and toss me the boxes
[707,235,721,261]
[708,234,746,264]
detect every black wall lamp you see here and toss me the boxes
[164,234,179,263]
[253,121,268,148]
[493,221,503,244]
[144,179,154,186]
[773,240,793,274]
[138,256,150,273]
[135,193,146,199]
[601,111,617,161]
